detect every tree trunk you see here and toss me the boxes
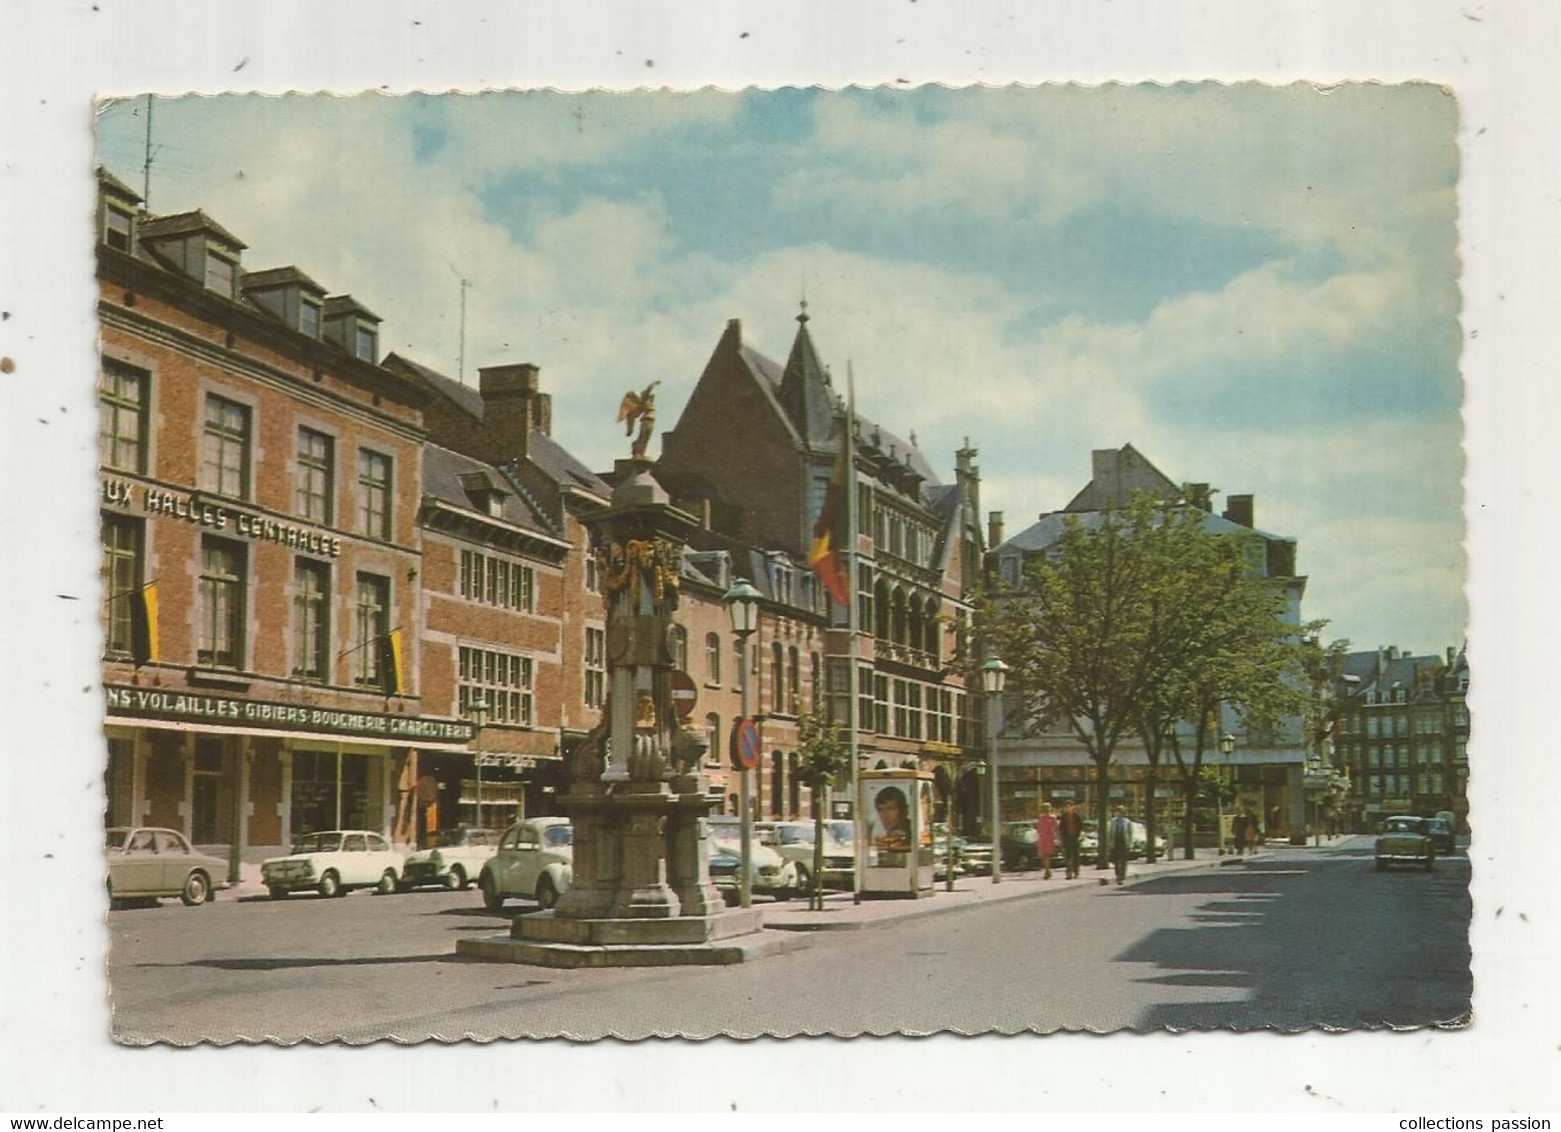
[1145,761,1158,864]
[811,793,826,912]
[1093,756,1111,869]
[1182,777,1198,859]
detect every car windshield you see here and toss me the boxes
[541,825,573,848]
[827,821,854,844]
[449,829,497,847]
[1384,818,1424,834]
[777,826,813,845]
[105,829,129,849]
[293,833,341,853]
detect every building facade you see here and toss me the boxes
[96,171,474,872]
[988,445,1312,839]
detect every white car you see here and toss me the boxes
[479,817,574,910]
[399,826,500,891]
[757,820,854,893]
[707,818,799,900]
[261,830,403,899]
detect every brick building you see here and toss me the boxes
[96,170,474,872]
[655,309,986,823]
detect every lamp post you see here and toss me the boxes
[469,693,489,830]
[982,655,1009,884]
[723,579,761,909]
[1218,731,1235,855]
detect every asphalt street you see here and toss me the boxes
[107,836,1470,1043]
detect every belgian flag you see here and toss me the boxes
[808,430,852,608]
[130,581,159,666]
[378,628,405,696]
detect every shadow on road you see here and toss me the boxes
[1108,859,1471,1031]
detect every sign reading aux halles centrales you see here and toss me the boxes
[101,479,342,558]
[104,684,476,743]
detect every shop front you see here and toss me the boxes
[103,683,476,875]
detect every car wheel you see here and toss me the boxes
[535,875,559,910]
[395,879,413,894]
[480,871,504,911]
[317,870,341,899]
[793,865,811,899]
[444,866,465,892]
[375,869,398,895]
[267,886,288,900]
[180,870,210,907]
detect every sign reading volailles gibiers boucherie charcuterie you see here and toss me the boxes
[104,684,476,743]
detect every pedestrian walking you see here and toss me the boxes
[1036,802,1059,879]
[1059,800,1084,879]
[1231,811,1249,856]
[1108,805,1133,886]
[1245,811,1261,855]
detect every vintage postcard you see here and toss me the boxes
[91,83,1468,1046]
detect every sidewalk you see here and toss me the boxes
[758,849,1274,932]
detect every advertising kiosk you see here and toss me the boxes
[860,768,936,898]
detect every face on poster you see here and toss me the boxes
[867,782,912,860]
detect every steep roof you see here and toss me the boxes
[138,209,247,250]
[384,352,485,421]
[1064,443,1178,512]
[421,442,556,538]
[998,508,1277,556]
[775,306,837,446]
[527,429,611,500]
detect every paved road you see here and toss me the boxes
[108,837,1470,1043]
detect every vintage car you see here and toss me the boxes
[261,830,403,898]
[707,818,798,900]
[399,826,500,891]
[956,835,995,876]
[106,827,229,908]
[478,817,573,910]
[1423,816,1456,855]
[1375,815,1436,871]
[1000,820,1041,870]
[757,820,855,893]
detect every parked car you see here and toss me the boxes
[931,822,967,879]
[479,817,573,910]
[1000,821,1041,870]
[706,818,798,900]
[1423,816,1456,856]
[757,820,854,893]
[262,830,403,898]
[957,835,995,875]
[106,826,228,909]
[1127,821,1168,859]
[400,826,500,891]
[1374,815,1435,871]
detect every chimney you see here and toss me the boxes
[1188,482,1211,512]
[1224,494,1254,528]
[477,363,542,462]
[1446,646,1456,666]
[988,511,1005,548]
[1387,646,1400,661]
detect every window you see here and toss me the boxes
[299,297,321,339]
[705,713,721,767]
[585,553,600,593]
[354,573,390,687]
[584,627,606,708]
[459,549,535,611]
[357,449,391,540]
[293,559,330,682]
[669,625,688,672]
[811,652,822,714]
[858,565,874,632]
[787,646,800,714]
[295,428,334,523]
[355,324,377,362]
[1366,715,1380,738]
[906,682,923,740]
[892,679,908,737]
[705,633,721,684]
[104,205,133,252]
[201,395,250,499]
[198,537,245,668]
[99,360,147,473]
[101,515,142,656]
[205,251,236,297]
[771,642,784,714]
[1368,746,1381,768]
[874,674,890,735]
[459,645,534,726]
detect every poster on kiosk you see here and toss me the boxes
[860,768,936,897]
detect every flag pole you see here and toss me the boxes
[846,364,862,904]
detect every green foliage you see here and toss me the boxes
[794,709,851,790]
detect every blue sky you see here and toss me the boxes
[96,85,1464,653]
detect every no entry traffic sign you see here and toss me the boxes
[730,716,761,770]
[669,670,697,720]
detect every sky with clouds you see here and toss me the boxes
[96,84,1464,654]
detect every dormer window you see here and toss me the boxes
[299,297,321,339]
[322,295,382,362]
[205,250,236,298]
[104,205,134,253]
[356,325,376,362]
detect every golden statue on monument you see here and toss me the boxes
[616,380,661,460]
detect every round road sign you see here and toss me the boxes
[730,717,761,770]
[669,670,698,720]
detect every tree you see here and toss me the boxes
[793,709,851,911]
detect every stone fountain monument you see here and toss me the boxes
[457,385,808,968]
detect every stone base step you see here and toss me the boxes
[455,929,812,969]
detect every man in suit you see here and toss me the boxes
[1059,799,1085,879]
[1107,805,1133,886]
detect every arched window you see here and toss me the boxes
[891,588,907,645]
[788,752,802,817]
[873,580,890,640]
[924,597,941,660]
[669,624,688,671]
[705,632,721,684]
[787,646,800,714]
[771,751,785,818]
[908,599,923,655]
[810,652,822,714]
[771,641,784,714]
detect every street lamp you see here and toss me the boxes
[1218,731,1235,855]
[469,692,489,831]
[981,655,1009,884]
[723,578,761,909]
